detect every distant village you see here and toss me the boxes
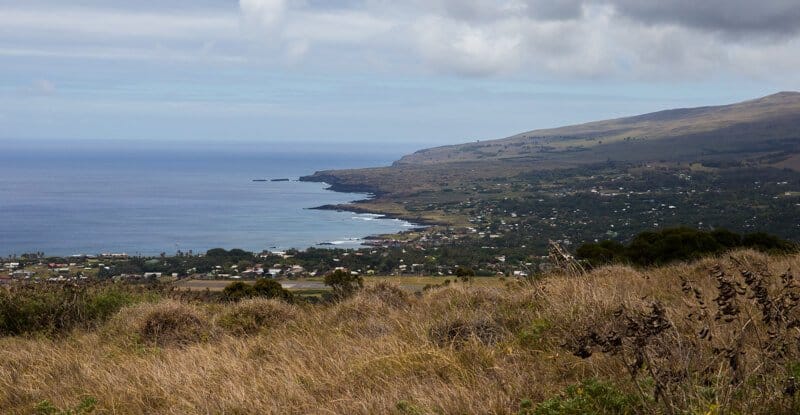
[1,233,548,286]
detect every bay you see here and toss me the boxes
[0,140,419,257]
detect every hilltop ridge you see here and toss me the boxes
[395,91,800,166]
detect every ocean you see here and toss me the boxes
[0,140,422,257]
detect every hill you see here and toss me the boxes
[396,91,800,167]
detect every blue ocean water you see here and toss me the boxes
[0,140,421,257]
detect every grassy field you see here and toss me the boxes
[175,276,508,294]
[2,250,800,414]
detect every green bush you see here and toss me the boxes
[517,319,552,349]
[576,227,798,267]
[741,232,797,253]
[575,240,625,267]
[395,400,424,415]
[324,269,363,299]
[221,281,254,302]
[34,396,97,415]
[0,283,148,336]
[522,379,641,415]
[252,278,294,302]
[221,279,293,302]
[455,266,475,282]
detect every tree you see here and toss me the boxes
[455,266,475,282]
[222,281,253,302]
[576,240,625,267]
[252,278,293,302]
[222,279,293,302]
[324,269,363,299]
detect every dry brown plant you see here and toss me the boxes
[1,252,799,414]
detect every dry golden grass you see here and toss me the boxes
[1,250,799,414]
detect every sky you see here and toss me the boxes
[2,0,800,145]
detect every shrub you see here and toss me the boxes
[34,396,97,415]
[525,379,641,415]
[517,318,552,349]
[106,301,212,347]
[576,227,798,267]
[218,298,297,335]
[221,281,254,302]
[324,269,363,299]
[566,259,800,413]
[395,400,424,415]
[575,240,625,267]
[252,278,294,302]
[362,282,410,308]
[0,282,148,337]
[221,279,293,303]
[742,232,798,253]
[455,266,475,282]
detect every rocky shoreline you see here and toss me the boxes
[308,203,442,228]
[300,170,448,229]
[298,171,385,196]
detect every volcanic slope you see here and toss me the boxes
[396,91,800,166]
[301,92,800,234]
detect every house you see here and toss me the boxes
[143,272,162,278]
[12,270,34,279]
[263,251,292,259]
[3,262,20,270]
[100,253,129,259]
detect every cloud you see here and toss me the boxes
[414,0,585,22]
[411,15,523,76]
[402,1,800,78]
[607,0,800,37]
[239,0,287,31]
[4,1,800,83]
[283,10,395,44]
[0,7,238,40]
[426,1,800,36]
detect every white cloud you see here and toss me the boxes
[239,0,287,32]
[283,10,396,44]
[3,1,800,83]
[412,15,523,76]
[0,7,238,40]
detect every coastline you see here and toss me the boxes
[309,203,442,228]
[300,171,444,231]
[298,171,385,196]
